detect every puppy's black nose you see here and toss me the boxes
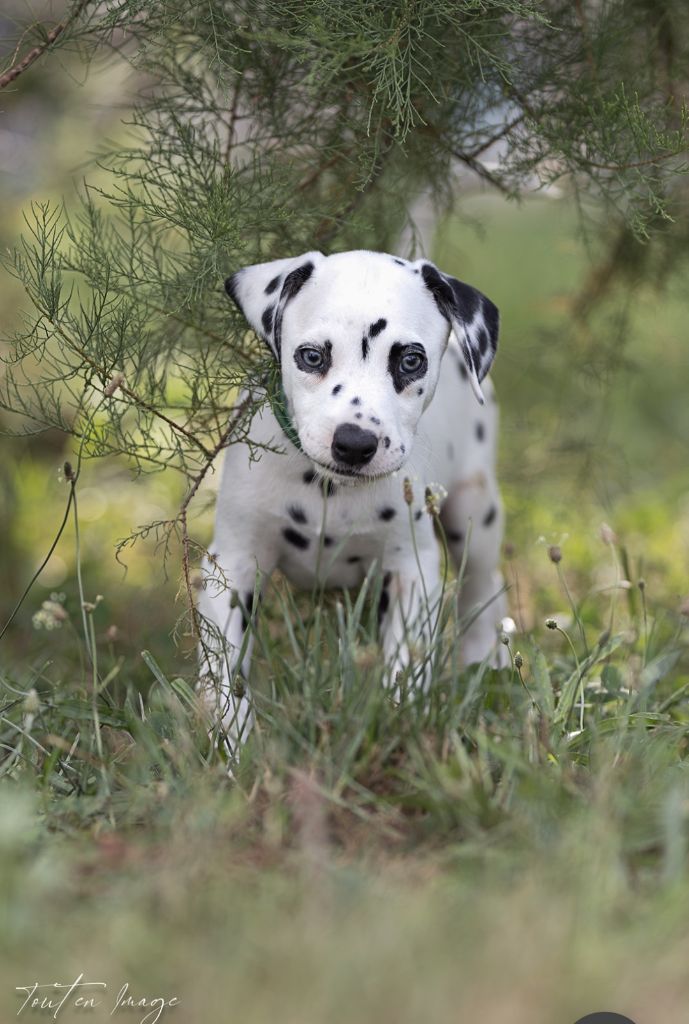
[331,423,379,467]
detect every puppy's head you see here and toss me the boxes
[226,250,498,482]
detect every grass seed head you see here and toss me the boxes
[600,522,618,545]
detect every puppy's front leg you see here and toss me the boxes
[196,547,273,753]
[379,545,442,696]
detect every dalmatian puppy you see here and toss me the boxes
[198,249,507,749]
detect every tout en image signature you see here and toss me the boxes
[16,974,179,1023]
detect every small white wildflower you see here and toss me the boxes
[32,593,68,631]
[424,482,447,516]
[544,612,572,631]
[23,688,40,715]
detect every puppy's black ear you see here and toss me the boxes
[225,251,324,358]
[416,261,499,404]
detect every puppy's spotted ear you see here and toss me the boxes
[225,252,324,358]
[417,261,499,404]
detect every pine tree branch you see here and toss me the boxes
[464,115,525,161]
[312,140,396,248]
[450,149,516,198]
[0,0,91,91]
[46,316,215,460]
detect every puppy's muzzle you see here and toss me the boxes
[331,423,378,468]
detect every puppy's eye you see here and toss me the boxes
[400,350,426,374]
[295,346,327,372]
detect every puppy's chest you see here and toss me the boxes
[271,481,413,587]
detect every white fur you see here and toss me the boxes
[197,250,507,750]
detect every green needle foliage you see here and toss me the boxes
[2,2,688,521]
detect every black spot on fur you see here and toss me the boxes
[261,305,274,334]
[323,535,334,547]
[272,261,315,356]
[482,301,499,351]
[225,274,239,303]
[476,422,485,441]
[346,555,362,564]
[378,589,390,621]
[383,436,391,448]
[421,265,498,383]
[417,387,424,396]
[448,278,481,322]
[448,530,464,544]
[294,339,332,376]
[240,591,255,631]
[369,318,387,337]
[283,527,310,550]
[332,384,343,396]
[483,505,497,528]
[370,415,381,426]
[414,509,423,521]
[303,468,336,497]
[361,336,370,361]
[400,444,406,454]
[393,258,404,266]
[288,504,307,525]
[387,342,428,394]
[355,412,362,420]
[351,396,361,406]
[282,261,314,300]
[265,275,281,295]
[421,263,455,309]
[379,507,396,522]
[378,571,392,626]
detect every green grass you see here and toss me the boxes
[1,193,689,1021]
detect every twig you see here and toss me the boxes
[579,150,685,172]
[0,478,75,643]
[0,0,90,91]
[574,0,597,82]
[47,317,214,459]
[450,149,517,198]
[313,141,395,248]
[463,115,525,161]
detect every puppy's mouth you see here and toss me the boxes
[309,458,403,487]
